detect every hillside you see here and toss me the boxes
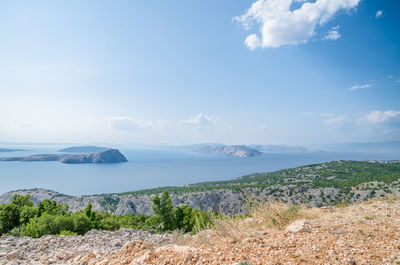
[1,160,400,215]
[1,199,399,264]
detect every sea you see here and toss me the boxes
[0,145,399,196]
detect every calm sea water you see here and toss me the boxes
[0,145,399,196]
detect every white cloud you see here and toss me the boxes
[361,110,400,123]
[321,113,334,117]
[235,0,359,49]
[357,110,400,140]
[245,34,262,50]
[323,115,346,125]
[180,113,231,131]
[106,116,153,130]
[349,83,373,90]
[376,10,383,18]
[324,25,341,40]
[180,113,214,127]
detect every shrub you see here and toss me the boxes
[72,213,91,235]
[98,216,120,231]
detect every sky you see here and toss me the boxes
[0,0,399,146]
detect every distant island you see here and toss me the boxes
[0,148,27,152]
[0,149,127,164]
[178,143,318,157]
[58,146,109,153]
[193,144,262,157]
[249,144,320,152]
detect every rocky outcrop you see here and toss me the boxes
[2,180,399,217]
[0,188,71,205]
[0,149,127,164]
[59,149,128,163]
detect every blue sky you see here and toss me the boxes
[0,0,399,145]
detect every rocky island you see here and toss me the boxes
[192,144,263,157]
[178,143,320,157]
[0,149,127,164]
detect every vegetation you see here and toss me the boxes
[113,160,400,196]
[1,160,400,238]
[0,192,214,238]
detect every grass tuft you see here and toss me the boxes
[190,200,320,245]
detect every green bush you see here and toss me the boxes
[98,216,121,231]
[1,191,214,237]
[72,213,91,235]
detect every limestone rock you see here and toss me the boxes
[284,220,311,234]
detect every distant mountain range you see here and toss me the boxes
[314,141,400,153]
[195,145,263,157]
[0,148,127,164]
[249,144,313,152]
[177,143,315,157]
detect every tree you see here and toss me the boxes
[175,205,195,232]
[152,191,175,231]
[38,199,68,216]
[19,205,38,225]
[0,194,34,234]
[12,194,34,208]
[0,203,20,234]
[85,203,97,221]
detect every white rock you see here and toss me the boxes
[284,220,311,234]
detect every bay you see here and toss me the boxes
[0,145,399,195]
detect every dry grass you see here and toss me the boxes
[189,201,321,245]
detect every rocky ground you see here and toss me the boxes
[0,229,172,265]
[1,199,400,265]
